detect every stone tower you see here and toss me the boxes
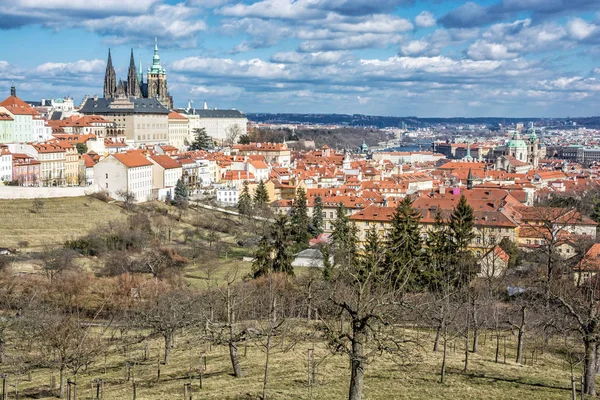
[126,49,141,98]
[528,127,540,168]
[103,49,117,98]
[146,38,173,109]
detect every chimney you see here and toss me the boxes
[439,185,446,195]
[93,94,98,101]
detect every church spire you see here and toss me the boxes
[103,49,117,98]
[467,168,473,190]
[10,81,15,97]
[126,48,141,97]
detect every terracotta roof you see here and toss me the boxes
[168,111,188,120]
[0,95,39,116]
[112,152,153,168]
[149,155,182,170]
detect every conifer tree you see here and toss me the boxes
[237,181,253,216]
[360,226,383,281]
[425,211,453,291]
[331,204,358,268]
[189,128,213,150]
[311,195,324,237]
[290,187,310,250]
[253,180,269,209]
[449,195,476,286]
[251,214,294,278]
[174,178,188,202]
[385,196,423,288]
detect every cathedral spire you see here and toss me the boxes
[126,48,141,97]
[467,168,473,190]
[103,49,117,98]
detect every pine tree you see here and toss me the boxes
[189,128,214,150]
[251,214,294,278]
[385,196,423,289]
[290,187,310,250]
[424,211,453,291]
[237,181,253,216]
[360,226,383,281]
[174,178,189,202]
[311,195,324,237]
[252,236,272,278]
[331,204,358,268]
[253,180,269,209]
[591,200,600,224]
[449,195,476,285]
[449,195,475,252]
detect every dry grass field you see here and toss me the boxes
[6,326,580,400]
[0,197,126,250]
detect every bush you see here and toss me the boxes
[18,240,29,248]
[91,190,111,203]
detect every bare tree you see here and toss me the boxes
[225,124,243,146]
[116,189,136,211]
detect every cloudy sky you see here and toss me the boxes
[1,0,599,117]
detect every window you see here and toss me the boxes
[105,173,108,179]
[105,183,108,188]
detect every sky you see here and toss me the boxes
[0,0,599,117]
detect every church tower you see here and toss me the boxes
[103,49,117,98]
[146,38,173,109]
[126,49,141,98]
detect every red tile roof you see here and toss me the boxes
[112,152,153,168]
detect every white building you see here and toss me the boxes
[0,146,12,183]
[184,105,247,145]
[149,154,182,189]
[167,112,189,148]
[94,152,153,202]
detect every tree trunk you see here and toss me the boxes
[262,334,272,400]
[348,332,365,400]
[59,366,65,399]
[583,340,597,396]
[463,313,469,373]
[229,342,242,378]
[515,306,526,364]
[433,322,441,352]
[472,327,479,354]
[164,334,171,365]
[440,326,448,384]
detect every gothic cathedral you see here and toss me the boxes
[103,38,173,109]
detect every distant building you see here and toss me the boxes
[184,103,247,144]
[94,152,153,202]
[494,129,545,171]
[79,97,170,147]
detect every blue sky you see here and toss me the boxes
[1,0,599,117]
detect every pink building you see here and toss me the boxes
[12,153,41,186]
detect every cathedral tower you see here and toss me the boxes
[126,49,141,98]
[103,49,117,98]
[146,38,173,109]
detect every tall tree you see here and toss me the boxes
[189,128,214,150]
[386,196,423,289]
[252,214,294,278]
[330,204,358,270]
[174,178,188,203]
[290,187,310,250]
[449,195,475,254]
[253,180,270,209]
[237,181,253,216]
[311,195,324,237]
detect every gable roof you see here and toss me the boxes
[112,152,153,168]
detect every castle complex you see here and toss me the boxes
[103,39,173,110]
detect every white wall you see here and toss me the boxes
[0,185,100,199]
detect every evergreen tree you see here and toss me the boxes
[424,211,454,291]
[189,128,214,150]
[252,236,272,278]
[449,195,475,252]
[253,180,269,209]
[449,195,476,285]
[360,226,383,281]
[311,195,324,237]
[591,199,600,224]
[385,196,423,289]
[174,178,189,202]
[331,204,358,268]
[237,181,253,216]
[251,214,294,278]
[75,143,88,154]
[290,187,310,250]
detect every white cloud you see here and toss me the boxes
[17,0,158,13]
[328,14,413,33]
[271,51,352,65]
[415,11,435,28]
[172,57,290,80]
[300,33,403,51]
[399,40,430,56]
[567,17,598,41]
[34,59,105,75]
[467,40,519,60]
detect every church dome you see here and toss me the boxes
[507,131,527,149]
